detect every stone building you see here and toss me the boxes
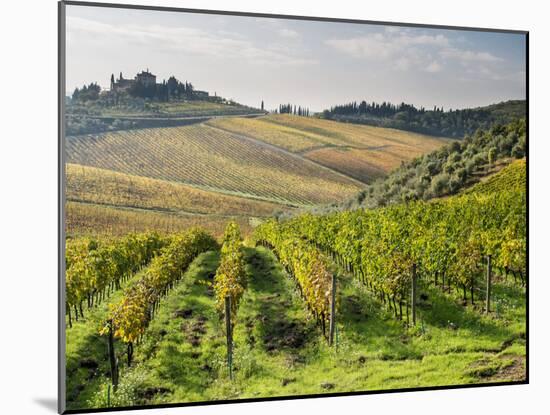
[110,69,157,90]
[135,69,156,87]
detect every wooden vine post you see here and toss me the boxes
[329,273,336,346]
[411,264,417,326]
[225,296,233,380]
[107,319,119,390]
[486,255,492,314]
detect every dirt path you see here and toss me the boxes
[203,123,368,188]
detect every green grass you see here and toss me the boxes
[75,246,525,409]
[65,268,149,409]
[80,251,224,409]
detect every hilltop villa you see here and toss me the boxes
[110,69,157,91]
[109,69,209,98]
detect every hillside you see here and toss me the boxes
[66,201,253,238]
[207,114,450,183]
[320,99,526,139]
[68,100,263,120]
[65,124,363,207]
[65,114,458,238]
[66,164,286,217]
[66,100,264,136]
[67,71,265,135]
[464,158,526,195]
[325,119,526,212]
[65,164,290,238]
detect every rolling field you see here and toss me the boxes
[65,115,455,239]
[66,201,254,238]
[207,115,450,183]
[66,163,287,217]
[66,124,363,207]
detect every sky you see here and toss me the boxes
[65,4,526,112]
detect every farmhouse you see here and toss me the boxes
[110,69,157,91]
[194,90,209,99]
[135,69,156,87]
[107,69,206,101]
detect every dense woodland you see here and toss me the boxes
[320,100,526,138]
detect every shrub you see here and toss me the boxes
[455,167,468,182]
[443,161,457,174]
[511,143,524,158]
[448,175,462,193]
[430,173,450,196]
[488,147,497,164]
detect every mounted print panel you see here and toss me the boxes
[59,1,527,413]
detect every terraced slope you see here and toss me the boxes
[207,114,450,183]
[66,125,362,207]
[464,158,526,195]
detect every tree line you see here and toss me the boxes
[276,103,311,117]
[320,99,526,138]
[127,75,195,101]
[326,101,441,118]
[72,76,198,102]
[71,82,101,102]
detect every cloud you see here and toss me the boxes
[384,26,401,34]
[324,31,452,74]
[325,35,395,59]
[325,32,450,75]
[67,16,316,67]
[426,61,442,73]
[324,28,510,80]
[396,57,412,71]
[278,28,300,39]
[440,48,503,64]
[403,34,449,47]
[325,31,449,59]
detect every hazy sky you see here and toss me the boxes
[66,4,526,112]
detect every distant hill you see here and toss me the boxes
[207,114,450,184]
[65,123,362,208]
[65,115,454,236]
[66,72,264,135]
[312,118,526,213]
[320,99,526,139]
